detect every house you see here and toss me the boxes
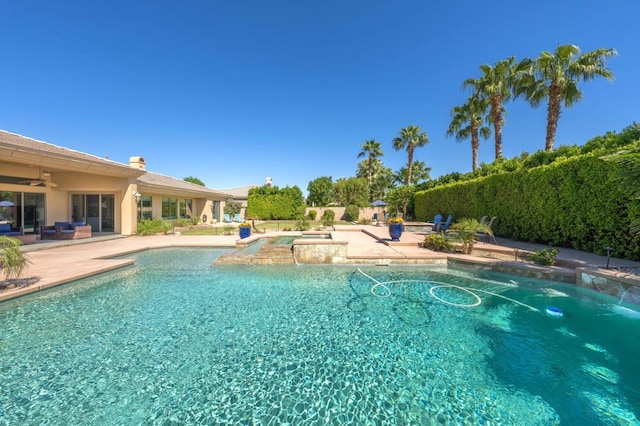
[0,130,231,236]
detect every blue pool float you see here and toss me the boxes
[546,306,564,317]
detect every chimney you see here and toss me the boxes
[129,156,146,170]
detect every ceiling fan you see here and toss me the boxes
[18,168,59,187]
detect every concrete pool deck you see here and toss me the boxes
[1,224,640,302]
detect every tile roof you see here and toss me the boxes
[0,130,142,176]
[138,171,229,198]
[215,185,259,199]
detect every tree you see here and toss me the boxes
[307,176,334,207]
[385,185,415,218]
[446,94,492,172]
[0,236,28,280]
[223,200,242,215]
[464,57,527,159]
[356,157,393,201]
[392,125,429,185]
[357,140,383,188]
[368,167,395,202]
[184,176,205,186]
[333,177,369,207]
[519,44,617,151]
[393,161,431,185]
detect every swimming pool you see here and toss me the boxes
[1,248,638,424]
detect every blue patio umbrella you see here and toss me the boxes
[370,200,387,221]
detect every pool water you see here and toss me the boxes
[1,248,639,424]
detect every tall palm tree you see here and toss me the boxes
[392,125,429,185]
[464,56,527,159]
[446,94,491,172]
[357,140,383,187]
[518,44,617,152]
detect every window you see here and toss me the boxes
[162,197,177,219]
[179,199,193,218]
[141,196,152,219]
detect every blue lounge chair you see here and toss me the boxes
[223,214,232,223]
[439,214,453,233]
[429,214,442,232]
[233,214,243,222]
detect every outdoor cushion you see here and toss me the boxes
[0,223,10,232]
[71,222,86,229]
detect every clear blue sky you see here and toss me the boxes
[1,1,638,193]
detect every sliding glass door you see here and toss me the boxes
[72,194,114,233]
[0,191,45,234]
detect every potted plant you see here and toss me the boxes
[238,222,251,239]
[388,217,404,242]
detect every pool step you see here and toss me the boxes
[214,243,295,265]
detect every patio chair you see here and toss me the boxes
[475,216,497,243]
[233,214,243,222]
[223,214,232,223]
[439,214,453,233]
[428,214,442,232]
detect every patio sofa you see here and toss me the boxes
[41,221,92,240]
[0,223,22,237]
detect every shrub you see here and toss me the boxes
[137,218,172,236]
[321,210,335,227]
[528,248,559,266]
[295,217,311,231]
[308,210,317,220]
[422,233,454,252]
[448,218,493,254]
[172,218,190,228]
[343,204,360,222]
[0,236,27,280]
[222,225,235,235]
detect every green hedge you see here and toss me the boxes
[414,154,640,260]
[246,185,306,220]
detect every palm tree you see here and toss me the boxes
[518,44,617,152]
[393,161,431,185]
[392,125,429,185]
[446,94,491,172]
[464,57,527,159]
[357,140,383,187]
